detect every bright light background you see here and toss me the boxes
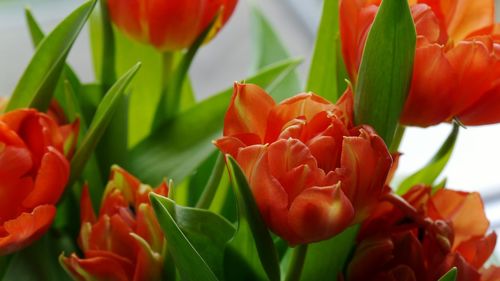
[1,0,500,230]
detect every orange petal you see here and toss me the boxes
[411,4,446,44]
[213,136,249,158]
[347,236,395,281]
[455,232,496,269]
[0,205,55,255]
[223,83,275,142]
[60,252,131,281]
[22,147,69,208]
[288,183,354,245]
[441,0,494,41]
[401,43,456,126]
[458,82,500,125]
[430,189,489,248]
[480,266,500,281]
[80,185,97,224]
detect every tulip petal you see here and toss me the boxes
[456,232,496,269]
[411,4,445,44]
[224,83,275,142]
[401,43,456,126]
[80,185,96,224]
[458,83,500,125]
[288,183,354,245]
[0,205,55,255]
[22,147,69,208]
[480,266,500,281]
[439,0,494,41]
[60,252,131,281]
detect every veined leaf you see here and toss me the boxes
[250,5,301,101]
[306,0,342,102]
[129,58,302,185]
[150,194,224,281]
[438,267,457,281]
[6,0,96,112]
[397,124,459,194]
[354,0,416,146]
[70,63,141,184]
[225,156,281,281]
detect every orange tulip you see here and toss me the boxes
[214,83,392,245]
[0,109,70,255]
[346,185,500,281]
[340,0,500,126]
[60,166,168,281]
[107,0,238,51]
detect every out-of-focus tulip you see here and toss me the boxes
[214,83,392,245]
[0,109,70,255]
[346,185,500,281]
[60,166,168,281]
[107,0,238,51]
[340,0,500,127]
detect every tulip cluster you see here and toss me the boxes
[346,185,500,281]
[0,109,75,255]
[340,0,500,126]
[215,83,393,245]
[60,166,168,281]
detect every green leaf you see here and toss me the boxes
[6,0,96,112]
[225,156,281,281]
[354,0,416,146]
[306,0,343,102]
[397,124,459,195]
[250,5,301,101]
[438,267,457,281]
[69,63,141,184]
[129,58,301,185]
[300,225,359,281]
[150,194,224,281]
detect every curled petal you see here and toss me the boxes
[288,183,354,245]
[455,232,496,269]
[347,236,395,281]
[411,4,446,44]
[60,252,131,281]
[0,205,55,255]
[224,83,275,142]
[22,147,69,208]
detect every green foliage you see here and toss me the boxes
[354,0,416,146]
[6,0,96,112]
[150,194,235,281]
[225,156,281,281]
[438,267,458,281]
[397,124,459,194]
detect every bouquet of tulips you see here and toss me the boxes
[1,0,499,280]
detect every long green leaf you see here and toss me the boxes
[397,124,459,194]
[300,225,359,281]
[150,194,220,281]
[6,0,95,112]
[438,267,457,281]
[306,0,342,102]
[129,58,301,185]
[250,5,301,101]
[69,63,141,184]
[226,156,281,281]
[354,0,416,146]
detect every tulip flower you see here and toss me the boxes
[60,166,168,281]
[346,185,500,281]
[340,0,500,126]
[214,83,392,245]
[107,0,238,51]
[0,109,70,255]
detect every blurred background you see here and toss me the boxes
[1,0,500,233]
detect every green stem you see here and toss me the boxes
[195,153,225,209]
[99,0,116,92]
[152,52,175,128]
[285,244,309,281]
[0,255,12,278]
[389,124,406,152]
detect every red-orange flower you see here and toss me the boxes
[0,109,70,255]
[60,166,168,281]
[346,185,500,281]
[107,0,238,51]
[214,83,392,245]
[340,0,500,126]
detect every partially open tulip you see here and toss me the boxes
[340,0,500,126]
[346,185,500,281]
[60,166,168,281]
[214,83,392,245]
[107,0,238,51]
[0,109,70,255]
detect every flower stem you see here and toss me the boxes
[196,153,225,209]
[389,124,405,152]
[285,244,309,281]
[99,0,116,92]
